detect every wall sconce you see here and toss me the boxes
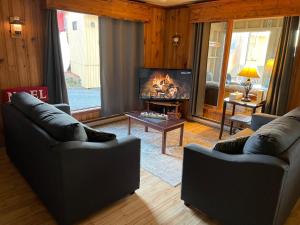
[172,33,180,47]
[9,16,24,38]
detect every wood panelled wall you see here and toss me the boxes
[163,7,193,69]
[144,7,166,68]
[0,0,44,146]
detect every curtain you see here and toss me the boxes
[265,16,300,115]
[190,23,211,117]
[99,17,144,117]
[43,9,69,104]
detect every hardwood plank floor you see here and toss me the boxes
[0,121,300,225]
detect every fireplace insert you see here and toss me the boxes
[139,68,192,100]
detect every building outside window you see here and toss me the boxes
[57,10,101,111]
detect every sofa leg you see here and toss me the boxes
[184,202,191,207]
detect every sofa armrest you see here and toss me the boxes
[53,104,71,115]
[251,113,279,131]
[181,144,288,225]
[51,136,140,224]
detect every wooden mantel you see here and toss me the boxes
[45,0,152,22]
[189,0,300,23]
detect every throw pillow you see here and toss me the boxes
[84,125,116,142]
[213,136,249,155]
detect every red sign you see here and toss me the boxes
[2,86,49,103]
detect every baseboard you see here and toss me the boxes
[189,116,230,132]
[85,115,127,127]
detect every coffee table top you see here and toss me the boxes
[125,111,185,131]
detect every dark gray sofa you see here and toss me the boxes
[2,93,141,225]
[181,108,300,225]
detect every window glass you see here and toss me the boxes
[58,10,101,111]
[226,18,283,100]
[205,22,227,106]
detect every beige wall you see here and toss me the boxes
[67,13,100,88]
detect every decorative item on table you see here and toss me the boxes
[229,91,243,101]
[238,64,260,102]
[140,112,168,120]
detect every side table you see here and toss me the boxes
[219,98,265,139]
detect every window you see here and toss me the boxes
[201,18,283,121]
[57,10,101,111]
[226,18,283,97]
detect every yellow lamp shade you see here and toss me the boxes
[238,66,260,78]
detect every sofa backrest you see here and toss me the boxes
[244,107,300,157]
[10,92,87,142]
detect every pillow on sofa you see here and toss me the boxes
[11,92,87,142]
[213,136,249,154]
[243,116,300,156]
[83,125,116,142]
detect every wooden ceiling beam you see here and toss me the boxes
[189,0,300,23]
[45,0,152,22]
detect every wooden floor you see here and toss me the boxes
[0,121,300,225]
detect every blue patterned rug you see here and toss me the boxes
[95,120,219,186]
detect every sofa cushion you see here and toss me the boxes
[213,136,249,155]
[11,91,44,114]
[83,125,116,142]
[11,92,87,142]
[243,116,300,156]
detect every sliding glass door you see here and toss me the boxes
[200,17,283,121]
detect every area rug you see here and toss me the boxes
[95,120,221,187]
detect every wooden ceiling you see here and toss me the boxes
[137,0,215,7]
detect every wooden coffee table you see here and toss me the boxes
[125,111,185,154]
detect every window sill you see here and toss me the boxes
[72,107,101,122]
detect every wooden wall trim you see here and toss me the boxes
[217,20,233,111]
[189,0,300,23]
[46,0,152,22]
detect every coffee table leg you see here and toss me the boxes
[179,124,184,146]
[128,117,131,135]
[162,131,166,154]
[145,126,148,132]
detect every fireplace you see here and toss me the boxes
[139,68,192,100]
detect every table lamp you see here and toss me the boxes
[238,66,260,102]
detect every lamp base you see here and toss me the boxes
[241,97,251,102]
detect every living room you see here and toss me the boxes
[0,0,300,225]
